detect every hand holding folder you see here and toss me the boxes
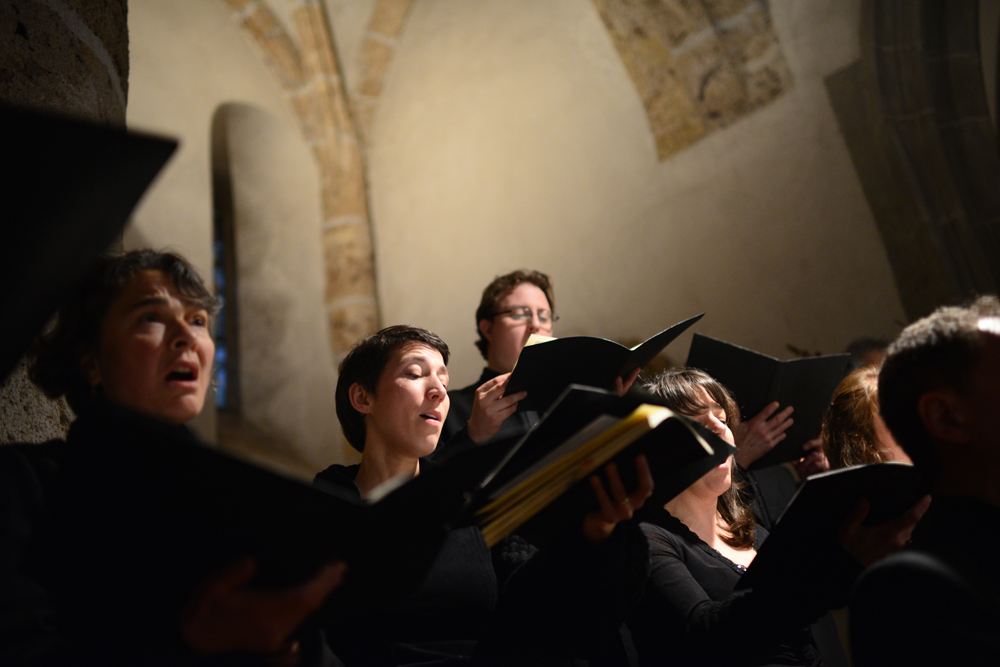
[686,334,850,468]
[736,462,926,590]
[464,385,737,547]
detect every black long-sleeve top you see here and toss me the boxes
[630,506,860,667]
[313,462,650,667]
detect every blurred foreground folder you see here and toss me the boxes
[736,462,924,591]
[0,104,178,382]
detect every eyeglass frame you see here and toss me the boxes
[490,306,559,325]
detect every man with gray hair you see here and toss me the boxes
[850,295,1000,666]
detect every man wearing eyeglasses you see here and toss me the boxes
[436,270,557,457]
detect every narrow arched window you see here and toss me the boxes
[210,107,240,413]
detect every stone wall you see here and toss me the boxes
[0,0,129,443]
[593,0,793,159]
[223,0,380,364]
[828,1,1000,321]
[0,0,128,123]
[217,102,342,475]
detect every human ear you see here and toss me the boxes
[80,351,102,387]
[478,319,493,342]
[917,390,970,446]
[349,383,374,414]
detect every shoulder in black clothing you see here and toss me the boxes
[311,458,652,667]
[850,497,1000,667]
[313,463,363,503]
[312,459,498,667]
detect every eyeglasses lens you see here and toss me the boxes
[510,307,552,324]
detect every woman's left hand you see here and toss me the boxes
[732,402,794,468]
[581,455,654,544]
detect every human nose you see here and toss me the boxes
[707,415,727,438]
[170,318,198,349]
[427,375,447,401]
[527,311,543,332]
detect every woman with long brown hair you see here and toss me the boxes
[822,364,911,469]
[628,367,927,667]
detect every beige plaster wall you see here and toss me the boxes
[125,0,342,465]
[125,0,293,279]
[366,0,905,389]
[119,0,913,459]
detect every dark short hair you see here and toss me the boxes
[878,295,1000,481]
[335,325,450,452]
[29,249,220,414]
[473,270,555,360]
[642,367,755,550]
[823,364,885,469]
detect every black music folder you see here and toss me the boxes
[686,334,850,468]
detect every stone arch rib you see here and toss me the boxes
[221,0,380,364]
[351,0,415,145]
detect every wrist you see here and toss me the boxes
[467,420,487,444]
[734,449,755,468]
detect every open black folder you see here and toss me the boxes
[735,462,924,591]
[686,334,850,468]
[503,314,704,413]
[0,104,178,383]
